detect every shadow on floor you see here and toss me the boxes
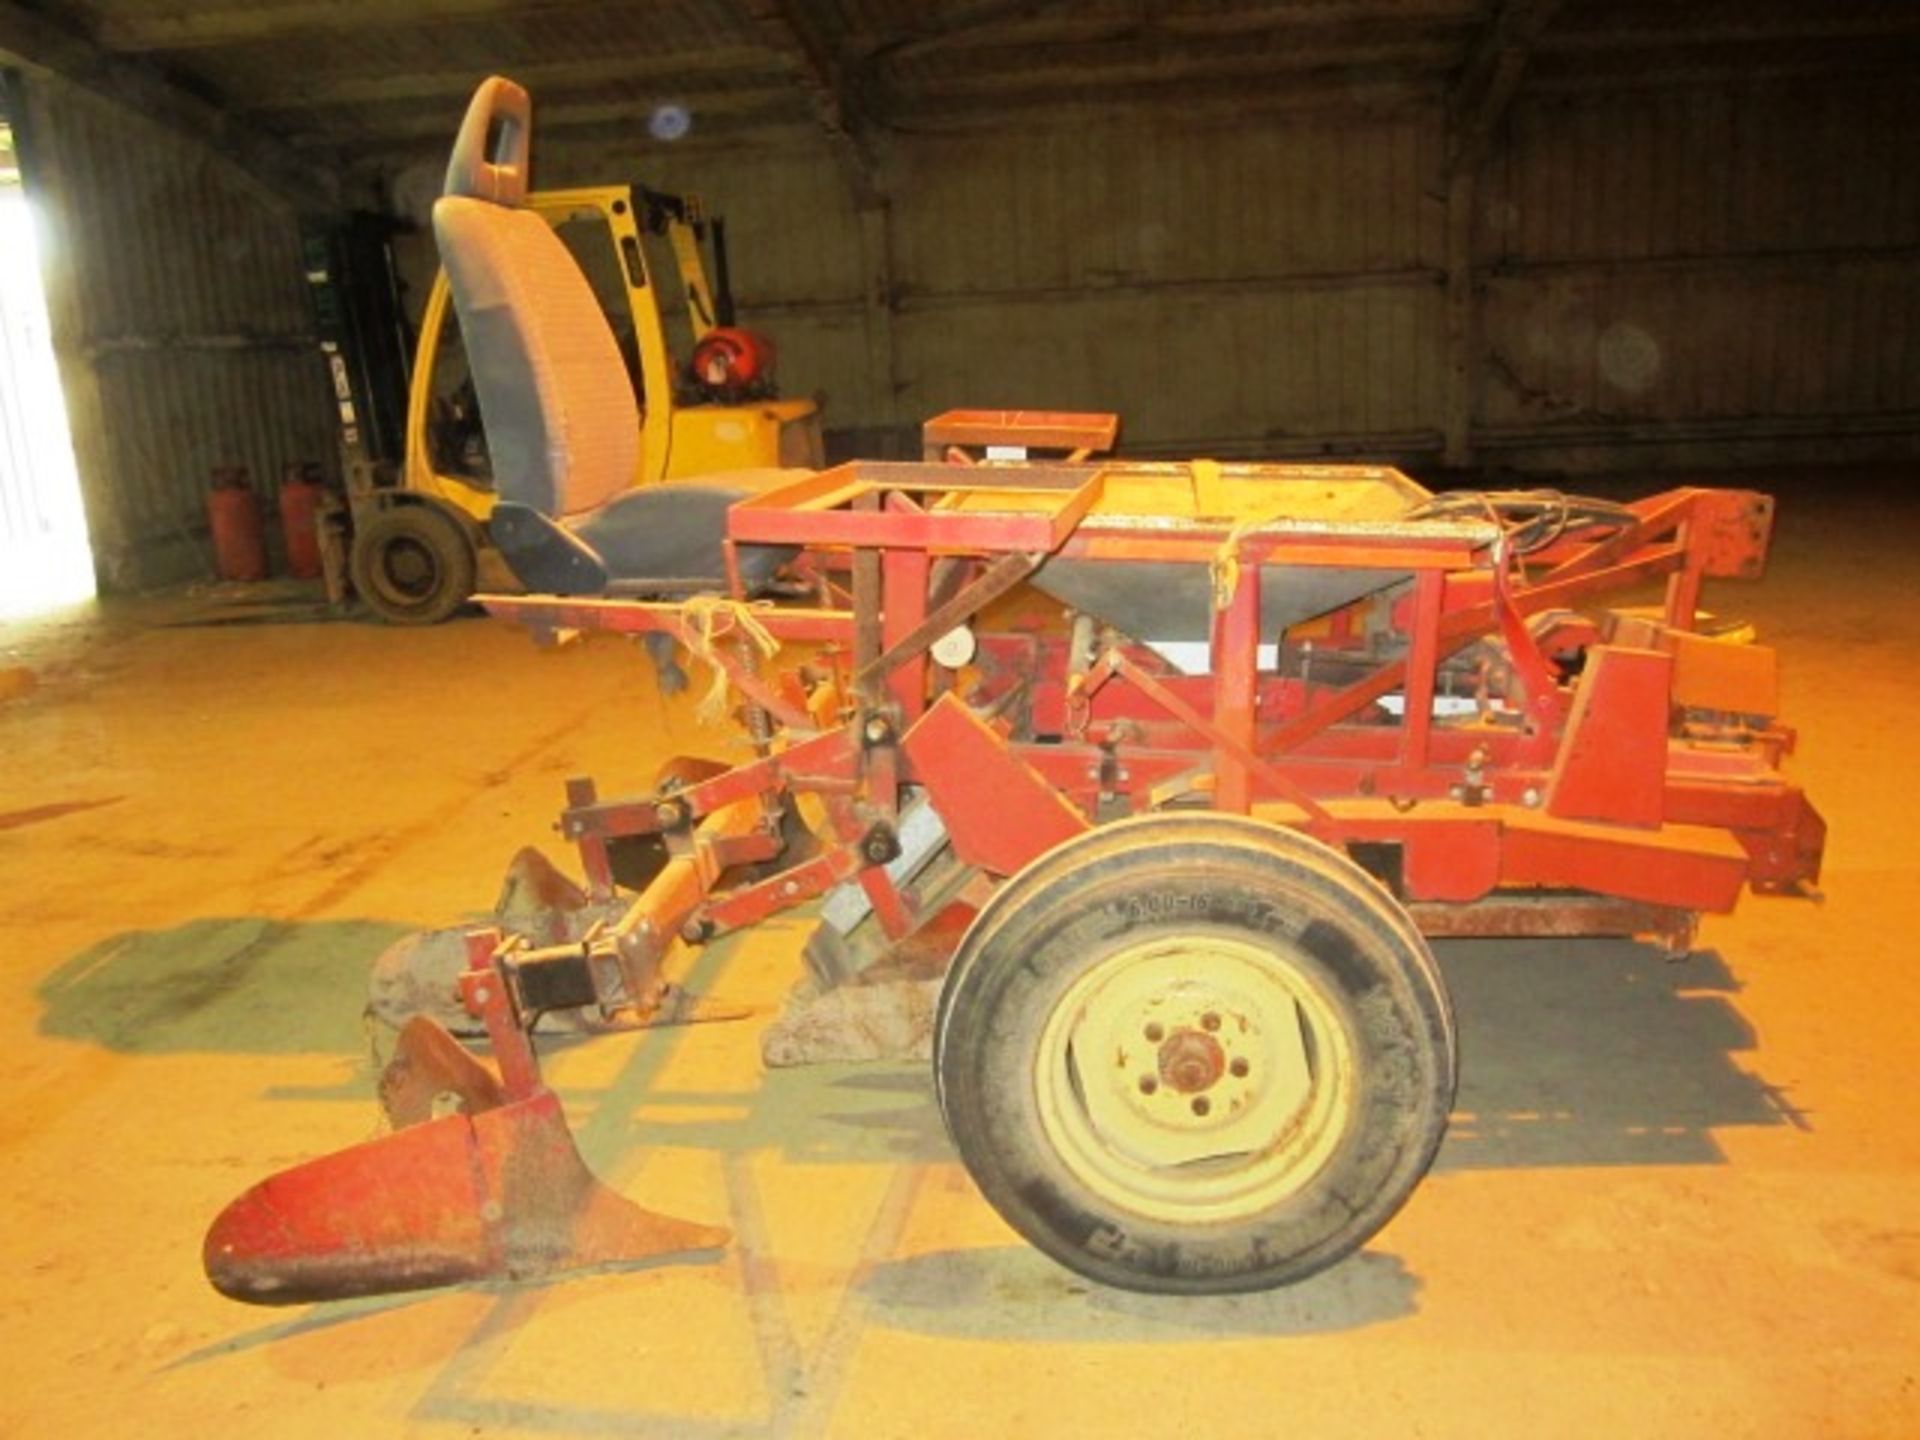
[37,916,413,1054]
[1433,938,1799,1171]
[861,1245,1417,1339]
[589,936,1797,1175]
[606,1063,953,1168]
[39,919,1794,1178]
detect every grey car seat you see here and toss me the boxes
[433,76,800,595]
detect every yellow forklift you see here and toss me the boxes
[312,183,823,623]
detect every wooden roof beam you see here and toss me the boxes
[738,0,881,206]
[96,0,607,53]
[309,86,811,146]
[890,32,1469,94]
[1446,0,1565,176]
[0,0,341,213]
[232,48,782,116]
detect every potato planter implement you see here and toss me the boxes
[206,454,1823,1303]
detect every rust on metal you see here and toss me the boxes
[378,1014,507,1128]
[1157,1029,1227,1095]
[204,1088,728,1305]
[1406,893,1696,948]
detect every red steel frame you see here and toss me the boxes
[481,460,1822,978]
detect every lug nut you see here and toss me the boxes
[1144,1022,1165,1043]
[1229,1057,1250,1078]
[1138,1075,1158,1096]
[1191,1097,1211,1117]
[1201,1012,1221,1032]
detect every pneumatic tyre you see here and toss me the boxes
[350,504,477,626]
[934,813,1454,1294]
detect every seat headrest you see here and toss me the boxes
[444,76,532,206]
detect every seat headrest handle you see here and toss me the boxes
[444,76,532,206]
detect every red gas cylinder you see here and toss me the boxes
[207,467,267,583]
[689,326,777,399]
[278,462,326,579]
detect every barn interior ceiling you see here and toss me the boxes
[4,0,1920,210]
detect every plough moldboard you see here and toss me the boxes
[206,451,1824,1303]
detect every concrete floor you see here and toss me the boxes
[1,473,1916,1438]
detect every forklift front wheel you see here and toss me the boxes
[350,504,477,626]
[934,813,1455,1294]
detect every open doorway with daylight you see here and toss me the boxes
[0,102,93,618]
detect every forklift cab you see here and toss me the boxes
[406,182,819,527]
[328,97,823,625]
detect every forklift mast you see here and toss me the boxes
[301,213,415,477]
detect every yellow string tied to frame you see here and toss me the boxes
[680,595,781,728]
[1195,458,1276,614]
[1210,509,1279,614]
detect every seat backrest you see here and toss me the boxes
[431,76,638,519]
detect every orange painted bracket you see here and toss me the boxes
[1504,812,1749,913]
[901,694,1090,876]
[1690,489,1776,579]
[920,408,1120,457]
[1547,646,1672,828]
[1670,632,1778,717]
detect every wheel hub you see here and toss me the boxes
[383,538,438,597]
[1156,1027,1225,1095]
[1100,980,1285,1142]
[1034,932,1355,1223]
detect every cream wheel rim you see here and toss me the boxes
[1032,931,1356,1224]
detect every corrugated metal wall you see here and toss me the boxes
[886,111,1444,456]
[1479,79,1920,466]
[552,107,1448,461]
[541,75,1918,471]
[13,75,334,589]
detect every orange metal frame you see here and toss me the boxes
[482,463,1820,958]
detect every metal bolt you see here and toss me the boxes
[1201,1012,1221,1032]
[781,879,801,897]
[1230,1057,1250,1078]
[863,716,892,745]
[1191,1097,1211,1117]
[1522,786,1542,808]
[1144,1022,1165,1043]
[473,987,490,1005]
[655,800,684,827]
[1138,1075,1158,1096]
